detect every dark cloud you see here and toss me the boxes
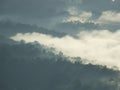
[0,39,120,90]
[0,20,66,37]
[54,21,120,35]
[54,21,99,35]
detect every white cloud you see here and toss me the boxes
[98,11,120,23]
[11,30,120,70]
[64,11,92,23]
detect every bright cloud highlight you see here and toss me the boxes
[64,11,92,23]
[10,30,120,70]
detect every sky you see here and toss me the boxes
[1,0,120,69]
[0,0,120,29]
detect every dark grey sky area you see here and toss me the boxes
[0,0,120,35]
[1,1,120,90]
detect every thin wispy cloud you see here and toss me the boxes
[98,11,120,23]
[63,11,92,23]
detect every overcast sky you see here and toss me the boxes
[0,0,120,30]
[1,0,120,69]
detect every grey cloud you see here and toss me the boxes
[0,39,120,90]
[0,20,66,37]
[54,21,99,35]
[53,21,120,35]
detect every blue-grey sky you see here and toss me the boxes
[0,0,120,32]
[1,0,120,69]
[1,1,120,90]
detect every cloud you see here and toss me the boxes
[53,21,99,35]
[98,11,120,23]
[11,30,120,70]
[0,20,66,38]
[0,0,120,31]
[1,39,119,90]
[64,11,92,23]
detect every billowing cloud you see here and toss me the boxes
[1,39,120,90]
[11,30,120,70]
